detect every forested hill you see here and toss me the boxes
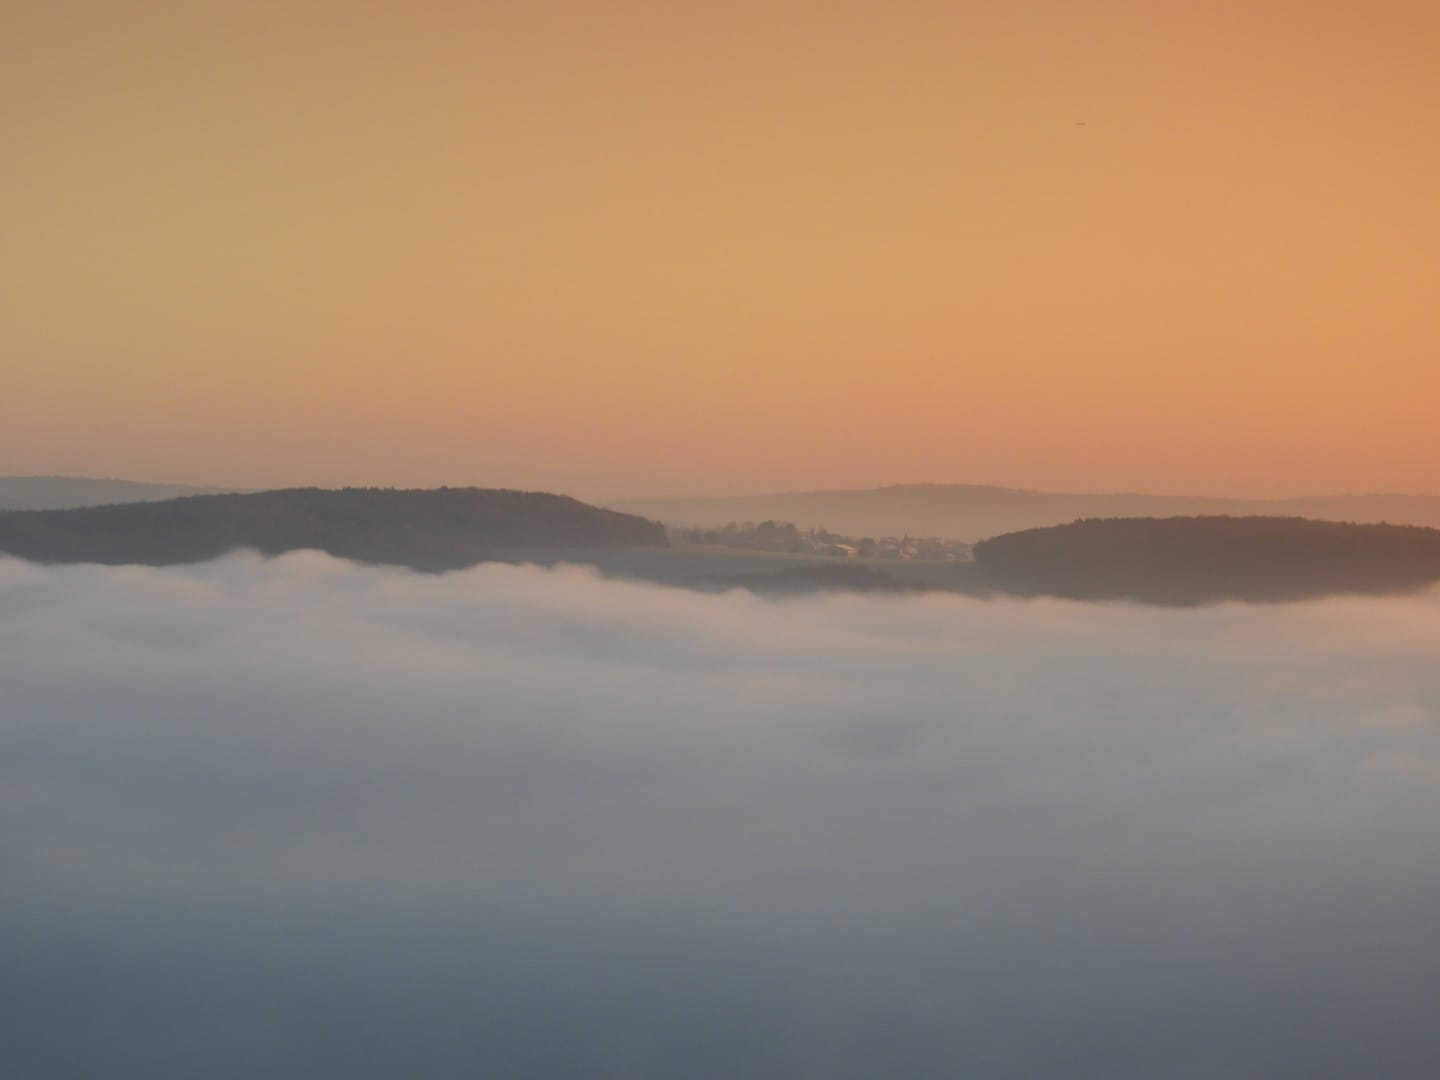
[0,488,667,571]
[973,516,1440,604]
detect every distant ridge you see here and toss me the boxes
[0,487,666,571]
[0,476,232,511]
[613,483,1440,542]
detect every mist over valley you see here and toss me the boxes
[6,554,1440,1077]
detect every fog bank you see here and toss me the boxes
[4,553,1440,1078]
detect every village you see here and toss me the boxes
[674,520,973,561]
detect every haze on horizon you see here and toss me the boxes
[5,2,1437,501]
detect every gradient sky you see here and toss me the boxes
[4,1,1437,500]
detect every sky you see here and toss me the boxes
[4,1,1438,500]
[5,553,1440,1076]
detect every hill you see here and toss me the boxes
[0,476,233,511]
[972,516,1440,604]
[0,487,666,571]
[613,484,1440,542]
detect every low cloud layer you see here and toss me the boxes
[4,553,1440,1078]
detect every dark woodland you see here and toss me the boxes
[0,488,667,571]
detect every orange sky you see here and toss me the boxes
[4,1,1437,501]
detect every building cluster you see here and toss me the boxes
[676,520,972,561]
